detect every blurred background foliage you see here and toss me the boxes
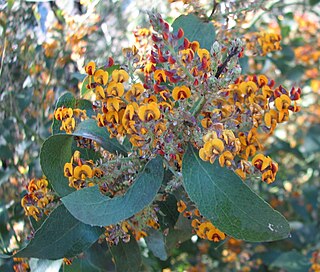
[0,0,319,271]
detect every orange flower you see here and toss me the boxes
[111,69,129,83]
[85,61,96,76]
[73,165,94,180]
[177,200,187,213]
[218,151,234,167]
[106,82,124,97]
[94,69,109,85]
[172,86,191,101]
[137,102,161,122]
[154,70,166,83]
[239,81,258,95]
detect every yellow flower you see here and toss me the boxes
[206,226,226,242]
[197,48,210,62]
[252,154,272,171]
[275,94,291,111]
[106,111,120,124]
[172,86,191,101]
[112,69,129,83]
[218,151,234,167]
[37,197,49,209]
[257,75,269,87]
[154,70,166,83]
[106,97,123,112]
[85,61,96,76]
[73,165,94,180]
[61,117,76,134]
[130,134,146,147]
[239,81,258,95]
[95,85,106,100]
[177,200,187,213]
[199,139,225,163]
[137,102,161,122]
[107,82,124,97]
[94,69,109,85]
[26,206,40,221]
[125,83,144,101]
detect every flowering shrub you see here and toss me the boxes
[1,1,319,271]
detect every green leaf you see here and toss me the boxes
[62,258,101,272]
[309,0,320,5]
[15,205,103,260]
[182,144,290,242]
[109,238,142,272]
[72,119,128,155]
[270,250,311,272]
[172,14,216,50]
[40,134,74,196]
[145,229,168,261]
[156,194,179,230]
[61,156,164,226]
[86,242,115,271]
[29,258,63,272]
[41,119,128,196]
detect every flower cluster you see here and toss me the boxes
[21,178,54,221]
[64,151,104,190]
[54,107,87,134]
[177,200,226,242]
[199,74,301,182]
[245,32,281,56]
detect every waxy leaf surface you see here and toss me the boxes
[172,14,216,51]
[182,144,290,242]
[15,205,103,260]
[62,156,164,226]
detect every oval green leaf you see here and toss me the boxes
[172,14,216,50]
[109,238,142,272]
[15,205,103,260]
[61,156,164,226]
[41,119,128,196]
[182,144,290,242]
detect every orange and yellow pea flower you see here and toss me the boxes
[172,85,191,101]
[111,69,129,83]
[137,102,161,122]
[94,69,109,85]
[107,82,125,97]
[85,61,96,76]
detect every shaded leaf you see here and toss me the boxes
[172,14,216,50]
[62,156,164,226]
[62,257,102,272]
[145,229,168,261]
[156,194,179,230]
[86,242,115,271]
[182,143,290,242]
[15,205,103,260]
[270,250,311,272]
[109,238,141,272]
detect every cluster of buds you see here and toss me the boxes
[245,32,281,56]
[54,107,87,134]
[21,178,54,221]
[64,151,104,190]
[177,200,226,242]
